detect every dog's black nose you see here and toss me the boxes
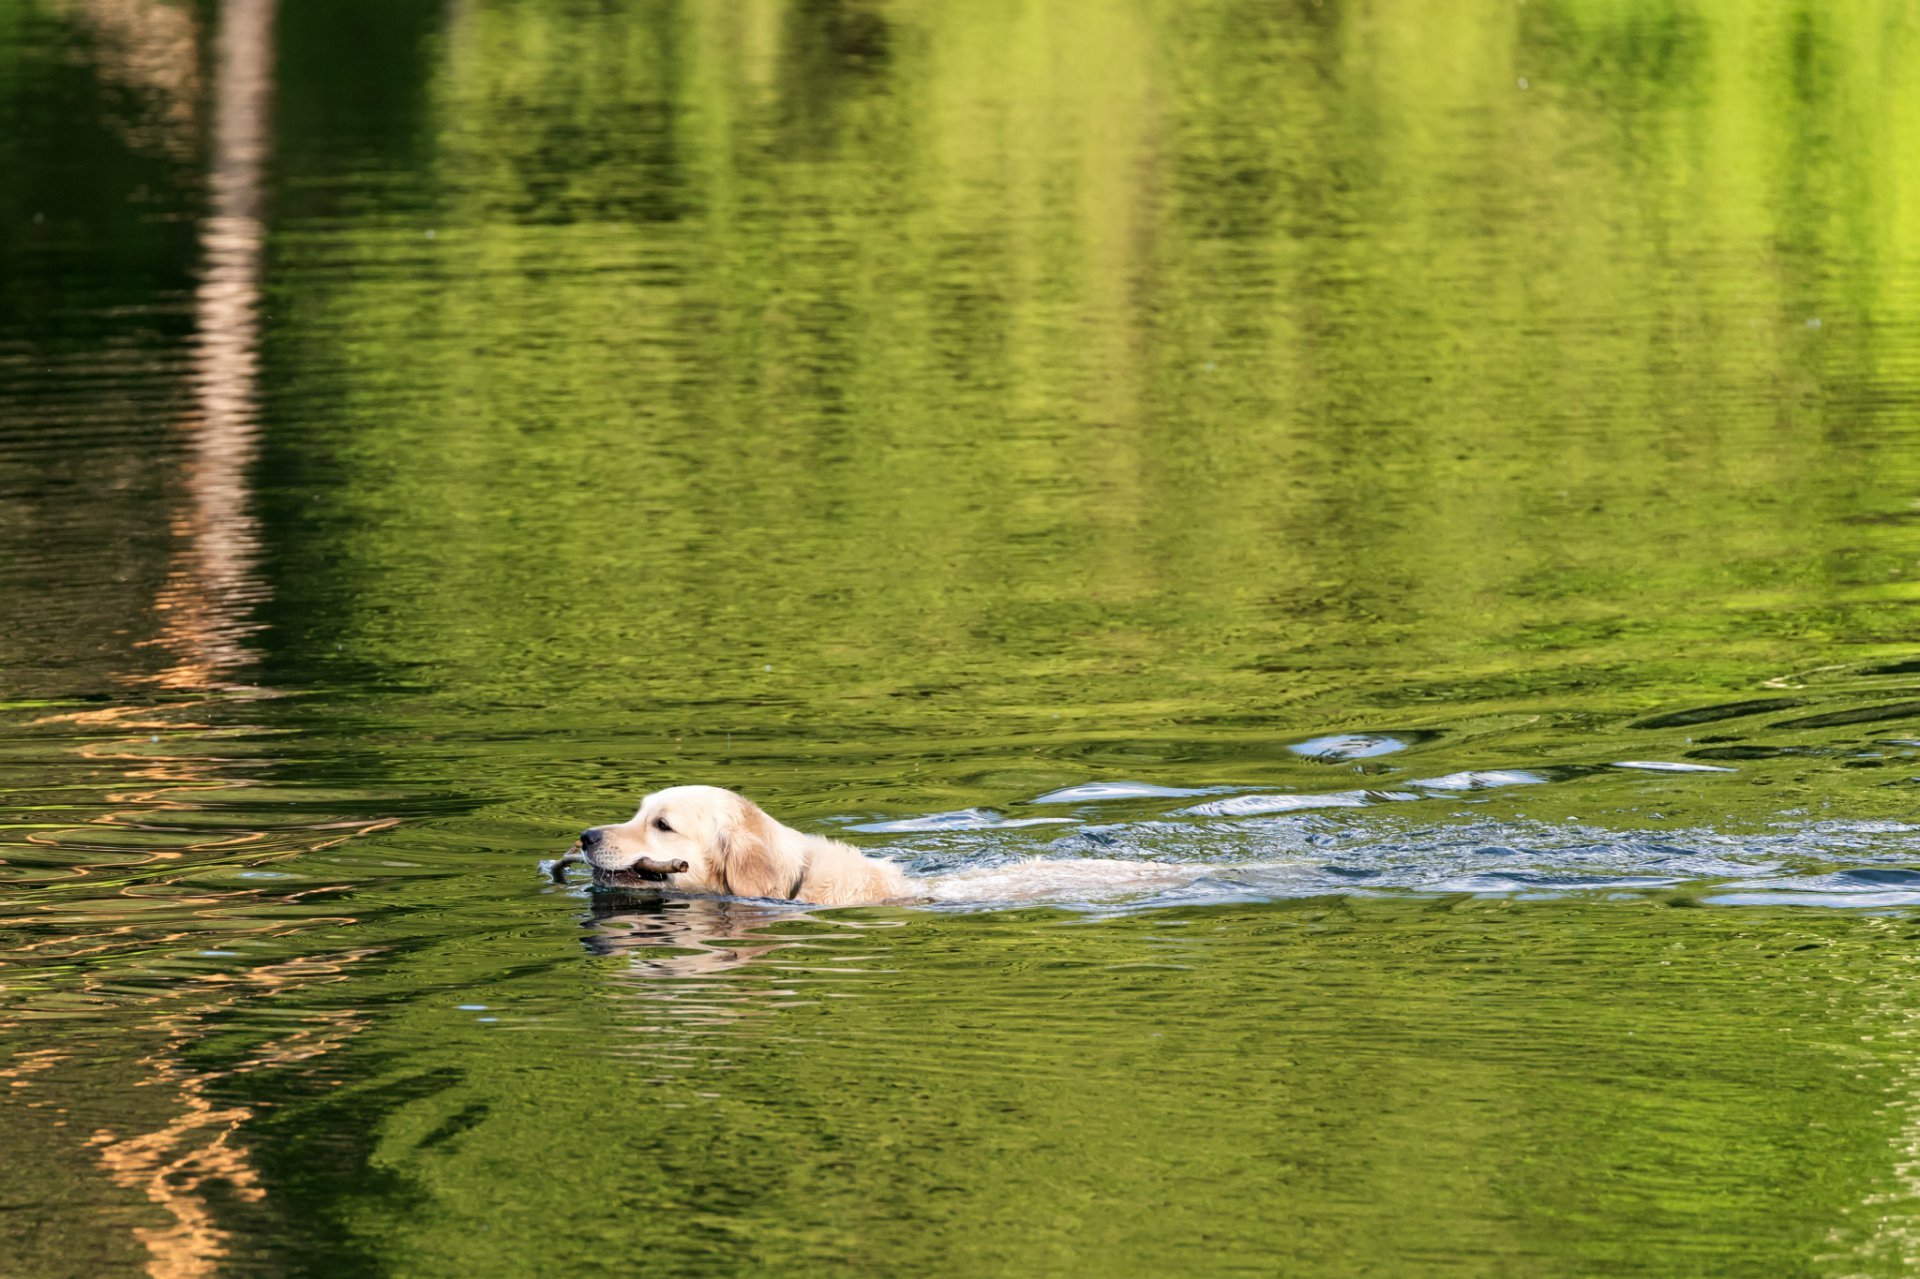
[579,827,603,848]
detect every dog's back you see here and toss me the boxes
[791,831,911,905]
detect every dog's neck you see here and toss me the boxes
[772,821,811,900]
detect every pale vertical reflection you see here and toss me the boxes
[74,950,373,1279]
[79,5,284,1276]
[145,0,275,692]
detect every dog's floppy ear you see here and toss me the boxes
[720,798,795,900]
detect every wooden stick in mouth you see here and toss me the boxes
[546,844,688,883]
[547,842,584,882]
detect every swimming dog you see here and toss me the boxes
[559,785,911,906]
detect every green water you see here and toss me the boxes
[7,0,1920,1273]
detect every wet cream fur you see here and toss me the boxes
[583,785,911,906]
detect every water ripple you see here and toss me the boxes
[859,795,1920,909]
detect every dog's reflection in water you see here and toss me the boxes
[581,890,824,979]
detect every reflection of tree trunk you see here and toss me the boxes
[47,6,292,1277]
[83,970,370,1279]
[146,0,275,693]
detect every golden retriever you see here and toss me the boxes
[570,785,911,906]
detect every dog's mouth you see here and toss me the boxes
[595,855,690,885]
[550,843,688,886]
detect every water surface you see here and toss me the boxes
[6,0,1920,1273]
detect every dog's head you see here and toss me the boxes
[577,785,796,898]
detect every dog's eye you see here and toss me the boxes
[653,817,673,833]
